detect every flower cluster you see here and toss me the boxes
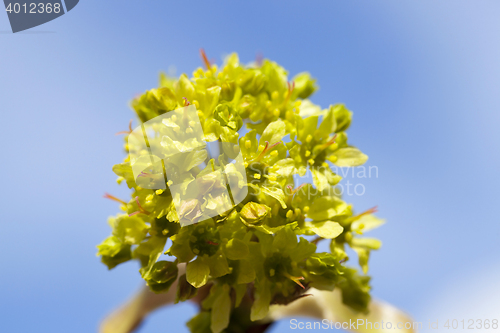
[97,51,384,333]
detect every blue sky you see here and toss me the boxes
[1,1,499,332]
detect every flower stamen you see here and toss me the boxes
[103,193,127,206]
[129,196,151,217]
[115,120,134,135]
[284,272,305,289]
[255,141,282,162]
[200,48,211,71]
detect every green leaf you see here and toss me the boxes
[250,278,271,321]
[237,259,256,284]
[97,235,124,257]
[186,258,210,288]
[292,72,317,99]
[234,284,247,307]
[352,246,370,274]
[261,185,287,209]
[225,238,249,260]
[307,195,347,221]
[289,237,317,262]
[317,105,337,140]
[211,285,231,333]
[332,104,352,132]
[351,214,385,233]
[187,312,211,333]
[311,166,342,191]
[306,221,344,239]
[97,236,132,269]
[111,215,148,245]
[330,147,368,167]
[112,163,136,189]
[298,99,323,118]
[260,119,286,146]
[205,253,230,278]
[175,274,198,303]
[145,261,178,293]
[338,268,371,312]
[273,226,297,252]
[351,237,382,250]
[269,158,296,178]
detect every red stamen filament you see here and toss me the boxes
[316,134,338,152]
[255,141,282,162]
[284,81,295,105]
[284,272,305,289]
[129,196,151,217]
[287,183,306,196]
[116,119,134,135]
[350,206,378,222]
[255,52,263,67]
[200,48,211,70]
[103,193,127,206]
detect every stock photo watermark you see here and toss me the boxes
[3,0,79,33]
[289,318,499,330]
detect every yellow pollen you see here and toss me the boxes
[306,134,313,143]
[268,175,277,182]
[155,189,164,195]
[193,100,200,109]
[254,174,261,180]
[258,144,265,151]
[295,208,302,216]
[167,180,173,186]
[189,120,196,127]
[265,100,272,108]
[308,159,315,165]
[303,206,310,214]
[270,150,278,157]
[146,194,154,201]
[330,142,338,150]
[322,162,329,167]
[245,140,252,149]
[305,150,311,157]
[294,100,302,107]
[273,108,281,117]
[286,210,294,219]
[330,156,338,163]
[271,91,279,100]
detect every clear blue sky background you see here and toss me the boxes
[1,1,499,332]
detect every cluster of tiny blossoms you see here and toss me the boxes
[98,51,384,333]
